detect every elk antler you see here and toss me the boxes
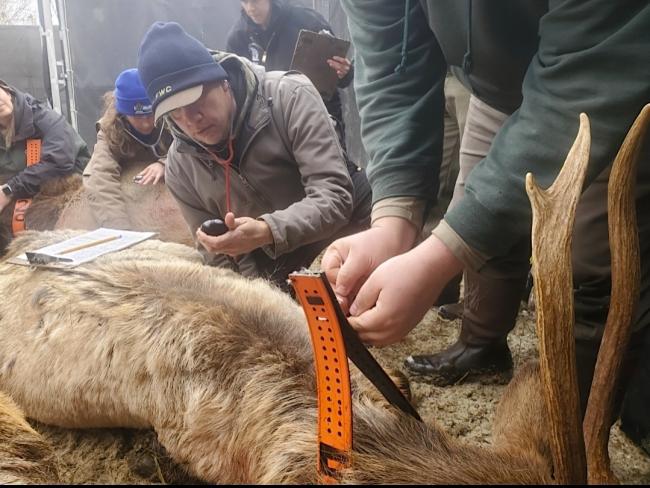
[525,114,590,484]
[583,104,650,485]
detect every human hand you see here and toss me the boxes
[327,56,352,79]
[134,162,165,185]
[321,217,418,311]
[347,234,463,346]
[196,212,273,257]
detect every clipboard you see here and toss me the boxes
[290,29,350,101]
[7,228,156,269]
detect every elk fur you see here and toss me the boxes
[0,391,57,484]
[0,230,552,484]
[0,161,192,253]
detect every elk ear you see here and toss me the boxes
[526,113,591,485]
[583,103,650,484]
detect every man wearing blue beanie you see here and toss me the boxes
[137,21,371,286]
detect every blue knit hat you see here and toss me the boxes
[114,68,152,116]
[137,22,228,123]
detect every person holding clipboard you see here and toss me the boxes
[226,0,353,150]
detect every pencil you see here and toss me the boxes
[58,234,122,255]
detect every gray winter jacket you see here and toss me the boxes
[164,54,354,265]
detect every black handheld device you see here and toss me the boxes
[200,218,228,236]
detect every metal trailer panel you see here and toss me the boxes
[322,0,367,166]
[62,0,241,148]
[0,25,48,100]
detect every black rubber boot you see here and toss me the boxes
[438,301,464,321]
[404,337,513,386]
[409,265,525,385]
[621,357,650,456]
[434,273,462,307]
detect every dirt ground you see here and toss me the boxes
[28,302,650,484]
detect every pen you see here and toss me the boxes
[58,235,122,255]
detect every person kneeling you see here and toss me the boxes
[83,68,173,230]
[137,22,371,287]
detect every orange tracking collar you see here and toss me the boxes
[290,271,421,483]
[290,272,353,483]
[12,139,41,235]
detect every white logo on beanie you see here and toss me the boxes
[155,86,173,100]
[133,102,152,115]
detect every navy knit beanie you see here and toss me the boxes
[137,22,228,122]
[114,68,152,116]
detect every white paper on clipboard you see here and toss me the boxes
[8,228,156,269]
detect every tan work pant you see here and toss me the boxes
[424,73,471,233]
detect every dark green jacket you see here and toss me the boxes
[342,0,650,259]
[0,81,90,199]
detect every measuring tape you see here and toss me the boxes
[12,139,41,235]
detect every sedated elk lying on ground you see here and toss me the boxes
[0,160,192,253]
[0,231,554,484]
[0,105,647,484]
